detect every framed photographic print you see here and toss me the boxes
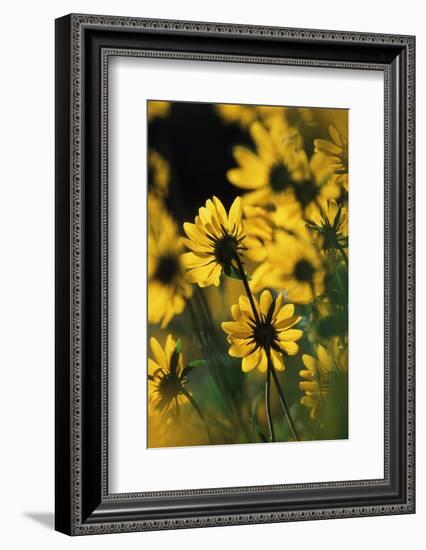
[55,14,415,535]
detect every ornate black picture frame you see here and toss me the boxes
[55,14,415,535]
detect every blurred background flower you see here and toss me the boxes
[148,208,192,327]
[148,149,170,198]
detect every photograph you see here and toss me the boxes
[147,100,349,448]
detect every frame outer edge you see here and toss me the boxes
[55,14,73,535]
[60,13,415,535]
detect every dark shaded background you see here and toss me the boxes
[148,101,254,223]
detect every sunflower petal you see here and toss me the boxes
[239,295,254,317]
[241,348,261,373]
[279,340,299,356]
[229,340,256,358]
[150,337,168,370]
[316,344,333,373]
[183,222,209,244]
[275,303,295,323]
[164,334,175,363]
[257,349,268,372]
[181,251,212,268]
[275,315,301,330]
[279,328,303,342]
[228,196,242,229]
[231,304,242,321]
[270,348,285,371]
[148,358,160,377]
[260,290,273,317]
[302,354,317,373]
[221,321,252,338]
[212,196,228,226]
[182,238,212,253]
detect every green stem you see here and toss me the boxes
[338,246,349,267]
[180,387,214,445]
[309,282,320,323]
[234,254,278,442]
[270,366,300,442]
[187,292,251,441]
[234,252,300,443]
[234,254,261,325]
[265,359,276,442]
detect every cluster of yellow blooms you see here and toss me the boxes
[147,100,349,446]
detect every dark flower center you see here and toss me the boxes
[294,179,319,209]
[253,321,277,350]
[155,373,183,412]
[269,163,293,193]
[155,254,179,284]
[322,227,339,250]
[215,234,238,265]
[294,259,315,283]
[158,373,182,400]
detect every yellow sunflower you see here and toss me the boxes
[227,121,309,207]
[227,121,338,211]
[148,192,168,235]
[242,204,274,262]
[215,103,257,127]
[250,231,325,304]
[264,106,317,154]
[148,213,192,327]
[299,340,348,419]
[270,200,305,236]
[148,149,170,198]
[222,289,303,373]
[314,125,348,191]
[181,196,246,287]
[148,335,190,413]
[292,151,341,219]
[147,100,171,122]
[306,198,348,251]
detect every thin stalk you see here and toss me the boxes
[338,246,349,267]
[187,294,247,437]
[234,252,299,443]
[332,253,347,299]
[270,366,300,442]
[265,360,276,442]
[180,387,214,445]
[234,254,277,442]
[195,289,252,440]
[234,254,261,325]
[309,282,320,323]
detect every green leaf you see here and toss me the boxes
[188,359,208,368]
[169,339,182,375]
[224,264,243,280]
[174,338,182,354]
[224,264,251,281]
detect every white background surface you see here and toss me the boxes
[110,58,384,492]
[0,0,422,548]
